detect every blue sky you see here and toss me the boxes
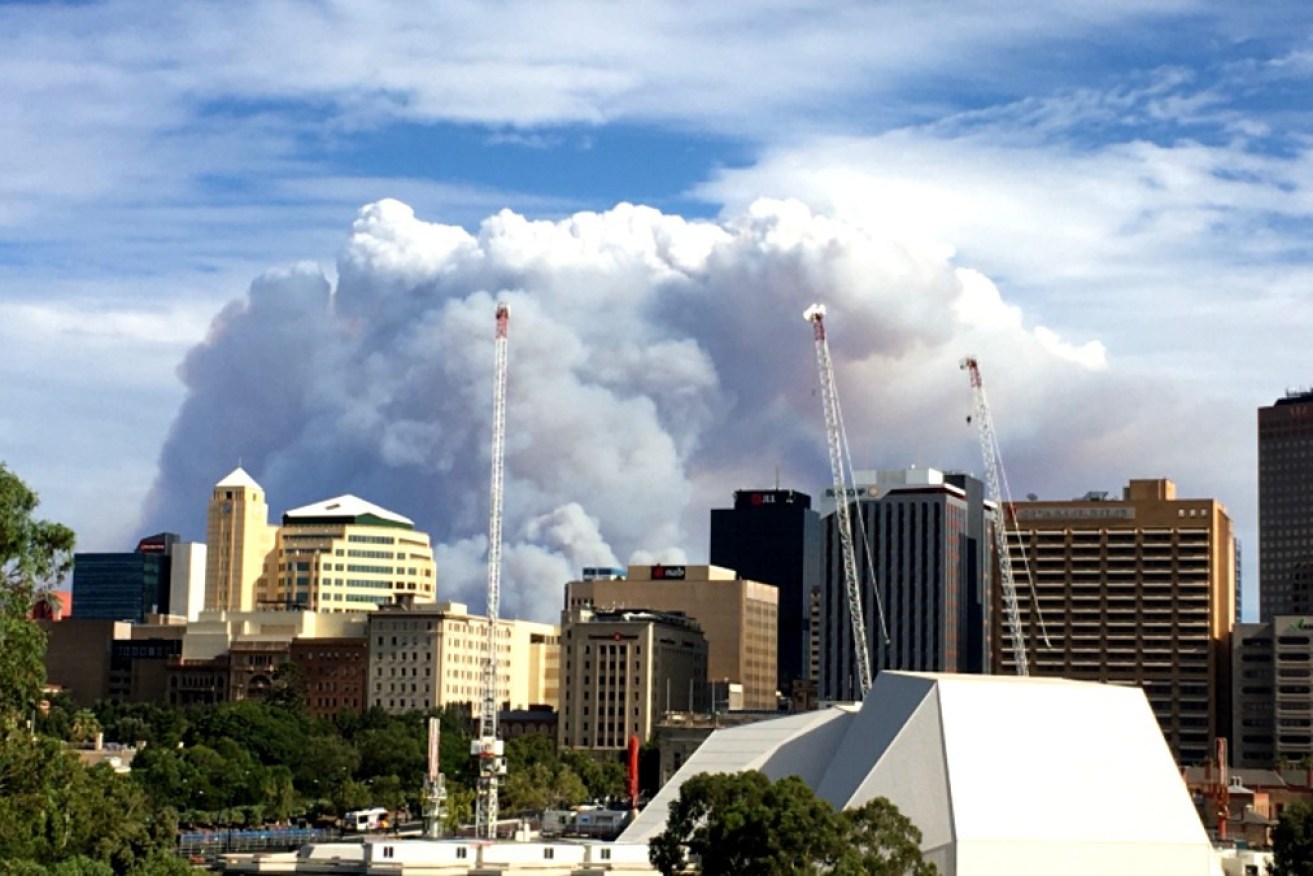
[4,0,1313,618]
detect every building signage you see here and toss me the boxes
[1014,507,1136,521]
[651,565,686,580]
[823,486,875,499]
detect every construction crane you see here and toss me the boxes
[961,355,1047,676]
[805,303,875,698]
[472,303,510,839]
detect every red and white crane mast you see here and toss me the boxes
[473,303,510,838]
[961,355,1033,676]
[805,304,873,698]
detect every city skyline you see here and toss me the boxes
[5,3,1313,621]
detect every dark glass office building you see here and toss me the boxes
[709,489,821,695]
[1259,390,1313,620]
[818,469,991,702]
[72,532,179,622]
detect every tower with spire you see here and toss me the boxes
[204,467,276,612]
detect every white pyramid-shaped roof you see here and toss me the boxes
[623,672,1222,875]
[283,494,413,527]
[216,466,261,490]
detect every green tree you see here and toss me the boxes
[560,749,625,802]
[69,710,101,747]
[833,797,937,876]
[650,771,936,876]
[502,761,589,815]
[0,464,74,718]
[1272,799,1313,876]
[263,662,307,711]
[355,721,424,783]
[263,765,296,824]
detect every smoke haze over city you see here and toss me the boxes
[5,2,1313,618]
[140,198,1216,622]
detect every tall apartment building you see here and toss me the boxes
[1259,390,1313,619]
[558,607,708,751]
[818,468,991,702]
[710,489,821,695]
[1004,479,1236,765]
[367,599,559,714]
[260,495,437,610]
[564,565,778,710]
[205,468,277,612]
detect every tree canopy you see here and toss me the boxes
[1273,799,1313,876]
[649,771,937,876]
[0,463,75,719]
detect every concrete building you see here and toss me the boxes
[818,468,991,702]
[1259,390,1313,619]
[623,672,1221,875]
[564,564,778,710]
[179,607,368,662]
[258,494,437,611]
[72,532,203,623]
[108,624,185,703]
[1004,479,1236,765]
[1232,615,1313,767]
[205,467,277,612]
[154,608,368,707]
[367,599,559,714]
[39,618,131,705]
[169,540,207,621]
[558,607,708,751]
[710,488,821,696]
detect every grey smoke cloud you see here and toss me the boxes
[140,197,1205,622]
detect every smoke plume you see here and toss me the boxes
[141,197,1210,622]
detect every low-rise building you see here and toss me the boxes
[290,636,369,718]
[565,564,778,710]
[558,607,709,751]
[367,599,558,714]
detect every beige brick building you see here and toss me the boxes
[203,468,437,614]
[204,467,276,612]
[367,599,559,714]
[1002,479,1236,764]
[259,495,436,611]
[564,564,779,710]
[559,607,708,751]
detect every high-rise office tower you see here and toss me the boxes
[204,467,276,612]
[709,489,820,695]
[818,467,990,702]
[1004,479,1235,765]
[1259,390,1313,620]
[72,532,202,622]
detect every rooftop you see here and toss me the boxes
[282,495,413,528]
